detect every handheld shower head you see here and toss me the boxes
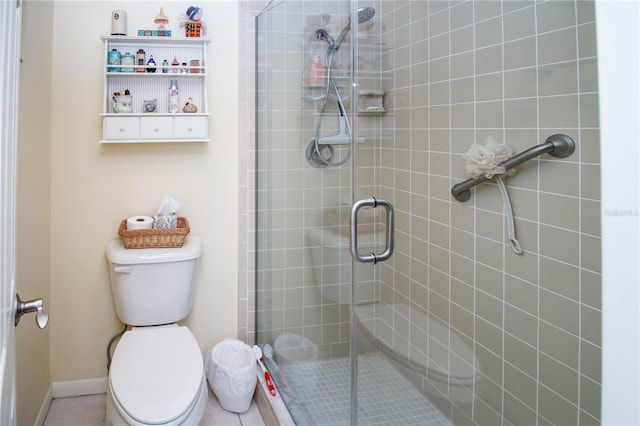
[315,29,335,47]
[332,6,376,51]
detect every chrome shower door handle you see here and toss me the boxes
[350,197,394,264]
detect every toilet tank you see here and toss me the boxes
[105,235,202,326]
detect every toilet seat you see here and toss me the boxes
[109,325,204,424]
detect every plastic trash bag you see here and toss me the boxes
[205,338,257,413]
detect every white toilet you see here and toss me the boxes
[105,235,208,425]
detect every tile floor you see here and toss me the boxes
[42,390,264,426]
[280,354,449,426]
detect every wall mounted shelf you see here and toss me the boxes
[100,35,210,144]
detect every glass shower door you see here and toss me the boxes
[255,0,358,423]
[257,1,602,425]
[255,0,431,424]
[253,0,385,419]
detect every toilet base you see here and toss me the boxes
[107,373,208,425]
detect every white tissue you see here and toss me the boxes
[127,216,153,230]
[156,194,180,216]
[153,195,181,229]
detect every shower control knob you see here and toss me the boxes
[319,144,333,161]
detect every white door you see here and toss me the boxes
[0,0,22,424]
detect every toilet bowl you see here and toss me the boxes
[107,325,208,425]
[105,236,206,425]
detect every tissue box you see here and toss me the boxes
[118,217,190,249]
[153,214,177,229]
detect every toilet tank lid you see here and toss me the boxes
[106,235,202,264]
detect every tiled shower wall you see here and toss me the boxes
[240,0,601,425]
[376,1,600,424]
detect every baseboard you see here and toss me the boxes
[51,377,108,399]
[34,385,53,426]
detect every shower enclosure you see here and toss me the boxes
[255,1,601,425]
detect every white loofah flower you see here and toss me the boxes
[460,137,523,254]
[464,136,516,178]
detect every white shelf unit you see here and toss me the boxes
[100,35,210,143]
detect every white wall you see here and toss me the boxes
[47,1,239,381]
[598,1,640,424]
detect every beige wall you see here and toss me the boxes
[15,0,240,399]
[16,1,53,424]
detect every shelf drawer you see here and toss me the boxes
[174,116,207,139]
[104,116,139,140]
[140,116,173,139]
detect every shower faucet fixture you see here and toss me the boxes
[307,7,375,167]
[316,6,375,53]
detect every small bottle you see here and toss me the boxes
[121,52,134,73]
[107,48,121,72]
[162,59,169,73]
[168,79,179,113]
[180,62,187,74]
[136,49,146,73]
[307,55,326,86]
[171,56,180,73]
[146,55,156,73]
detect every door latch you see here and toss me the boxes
[15,294,49,329]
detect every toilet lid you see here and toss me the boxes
[110,325,203,424]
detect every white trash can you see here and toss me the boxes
[205,338,257,413]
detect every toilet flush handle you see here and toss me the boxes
[114,266,131,274]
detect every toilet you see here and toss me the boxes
[105,235,208,425]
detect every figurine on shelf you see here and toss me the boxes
[146,55,157,73]
[179,6,207,36]
[182,97,198,113]
[154,7,169,30]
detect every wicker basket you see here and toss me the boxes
[118,217,190,249]
[185,22,201,37]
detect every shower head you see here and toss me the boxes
[356,6,376,24]
[332,6,376,51]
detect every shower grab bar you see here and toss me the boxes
[451,134,575,202]
[350,197,394,264]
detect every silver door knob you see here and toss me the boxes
[15,294,49,329]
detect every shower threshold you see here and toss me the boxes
[278,353,450,425]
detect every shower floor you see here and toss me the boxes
[278,353,450,425]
